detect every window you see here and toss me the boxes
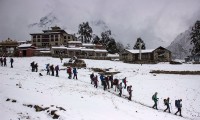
[37,39,40,42]
[33,35,36,38]
[64,40,66,43]
[55,43,58,45]
[64,36,67,39]
[68,36,71,39]
[55,38,58,41]
[43,35,49,39]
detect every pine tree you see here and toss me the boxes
[190,20,200,55]
[92,34,100,44]
[100,30,119,53]
[106,38,119,54]
[78,22,93,43]
[133,38,146,50]
[100,30,111,45]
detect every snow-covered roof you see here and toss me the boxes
[36,48,50,51]
[51,46,68,49]
[107,53,119,57]
[127,49,154,54]
[18,44,32,48]
[94,49,108,53]
[67,47,82,50]
[82,43,95,47]
[40,51,51,53]
[68,41,82,44]
[81,49,94,52]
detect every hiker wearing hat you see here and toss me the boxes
[152,92,159,110]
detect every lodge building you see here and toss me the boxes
[30,26,76,48]
[120,46,171,63]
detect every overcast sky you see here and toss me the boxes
[0,0,200,48]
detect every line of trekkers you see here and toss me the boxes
[90,73,183,117]
[29,61,183,117]
[0,57,14,68]
[90,73,132,100]
[152,92,183,116]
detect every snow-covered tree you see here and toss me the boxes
[100,30,118,53]
[78,22,93,43]
[190,20,200,55]
[92,34,100,44]
[133,37,146,50]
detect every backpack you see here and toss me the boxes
[175,100,178,107]
[152,95,155,100]
[164,99,167,105]
[127,86,130,91]
[30,62,34,67]
[67,68,71,73]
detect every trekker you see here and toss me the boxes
[30,61,35,72]
[102,78,107,91]
[113,79,119,91]
[55,65,59,77]
[118,82,123,97]
[60,56,63,63]
[93,75,98,88]
[35,63,38,72]
[105,76,110,89]
[109,75,113,88]
[0,57,3,66]
[10,57,14,68]
[152,92,159,110]
[3,57,7,66]
[67,67,72,79]
[127,85,132,100]
[46,64,50,75]
[73,67,78,79]
[175,99,182,117]
[164,97,171,113]
[50,65,54,76]
[90,73,94,84]
[100,74,104,86]
[122,77,127,89]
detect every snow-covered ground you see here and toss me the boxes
[0,57,200,120]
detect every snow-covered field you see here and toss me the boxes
[0,57,200,120]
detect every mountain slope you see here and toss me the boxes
[167,28,193,59]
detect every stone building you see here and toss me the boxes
[51,43,108,60]
[17,44,36,57]
[0,38,18,56]
[120,46,171,63]
[30,26,76,48]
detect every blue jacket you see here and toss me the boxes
[73,68,77,74]
[100,75,104,81]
